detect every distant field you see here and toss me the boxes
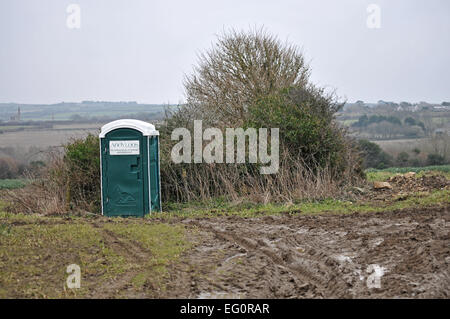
[366,164,450,174]
[338,119,357,126]
[366,164,450,182]
[371,137,450,163]
[0,179,28,190]
[52,123,103,130]
[0,123,100,149]
[0,125,39,131]
[431,117,449,125]
[0,102,168,122]
[372,138,431,156]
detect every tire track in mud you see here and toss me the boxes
[89,223,152,298]
[252,217,365,297]
[99,227,150,263]
[187,219,350,298]
[161,206,450,298]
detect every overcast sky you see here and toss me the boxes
[0,0,449,104]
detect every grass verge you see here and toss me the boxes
[366,165,450,182]
[155,189,450,219]
[0,212,191,298]
[0,179,29,190]
[0,217,125,298]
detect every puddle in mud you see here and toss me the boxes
[354,269,365,281]
[369,237,384,248]
[296,228,308,234]
[223,253,247,264]
[335,255,353,263]
[334,231,348,237]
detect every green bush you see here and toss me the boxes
[352,114,402,128]
[61,134,101,213]
[409,158,422,167]
[396,152,410,167]
[0,157,19,179]
[247,87,350,172]
[357,139,393,169]
[427,153,446,166]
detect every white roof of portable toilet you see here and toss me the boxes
[99,119,159,138]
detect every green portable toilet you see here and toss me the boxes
[99,119,161,217]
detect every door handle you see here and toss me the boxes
[130,157,141,180]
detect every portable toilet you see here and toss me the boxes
[99,119,161,217]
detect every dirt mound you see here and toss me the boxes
[387,173,450,192]
[368,173,449,202]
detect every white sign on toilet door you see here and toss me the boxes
[109,140,140,155]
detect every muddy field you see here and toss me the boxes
[162,206,450,299]
[1,173,449,299]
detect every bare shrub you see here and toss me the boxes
[184,27,310,127]
[160,28,363,203]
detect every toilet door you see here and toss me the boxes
[102,129,144,217]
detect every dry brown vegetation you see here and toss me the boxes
[159,146,361,204]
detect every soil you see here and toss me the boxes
[388,173,450,192]
[368,173,450,202]
[161,206,450,299]
[2,173,449,298]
